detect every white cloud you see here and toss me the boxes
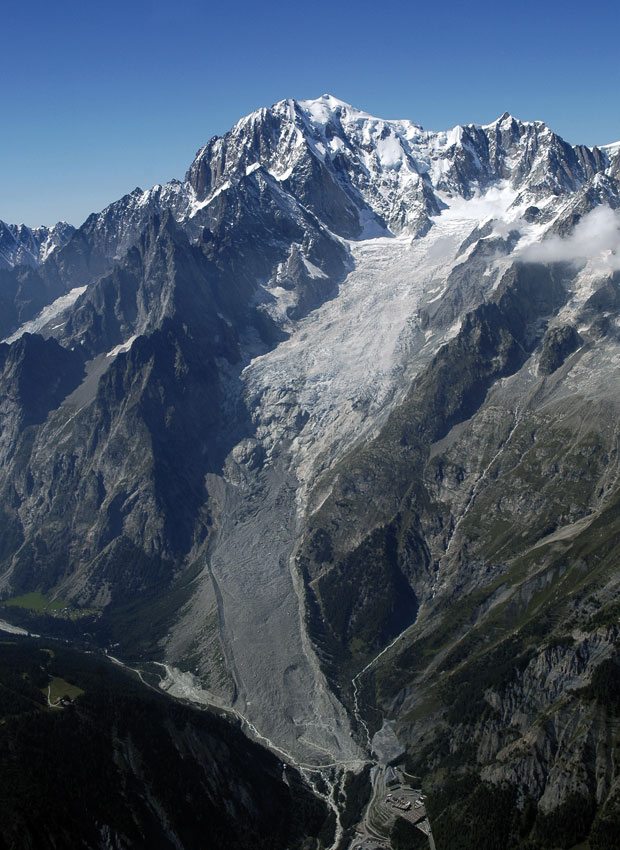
[520,205,620,271]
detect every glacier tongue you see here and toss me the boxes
[168,194,522,766]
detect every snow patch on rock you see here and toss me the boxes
[3,286,87,344]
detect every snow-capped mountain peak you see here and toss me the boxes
[2,94,620,791]
[0,219,75,269]
[183,96,612,241]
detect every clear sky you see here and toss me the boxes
[2,0,619,227]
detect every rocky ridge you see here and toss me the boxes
[0,219,75,270]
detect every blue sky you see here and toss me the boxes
[2,0,619,226]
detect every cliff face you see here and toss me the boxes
[381,623,620,849]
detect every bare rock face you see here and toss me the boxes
[1,96,620,847]
[538,323,583,374]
